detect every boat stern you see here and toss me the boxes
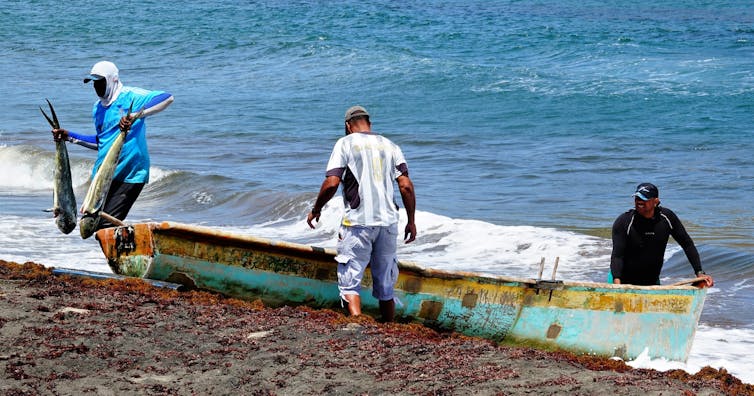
[95,223,156,277]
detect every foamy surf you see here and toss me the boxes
[0,144,173,193]
[625,325,754,385]
[236,201,613,281]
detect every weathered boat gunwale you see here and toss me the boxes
[120,222,697,290]
[148,222,533,285]
[125,222,702,291]
[96,221,707,362]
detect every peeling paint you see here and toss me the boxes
[418,300,443,321]
[462,293,478,309]
[546,323,561,339]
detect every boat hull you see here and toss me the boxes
[96,222,706,362]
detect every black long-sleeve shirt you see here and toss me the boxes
[610,206,702,285]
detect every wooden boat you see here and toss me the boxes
[95,221,707,362]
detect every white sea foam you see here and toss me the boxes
[0,145,62,191]
[235,200,612,280]
[148,166,173,184]
[626,325,754,385]
[0,216,108,272]
[396,210,611,280]
[0,144,172,194]
[0,201,650,282]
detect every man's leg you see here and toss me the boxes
[378,299,395,323]
[335,226,373,317]
[344,294,362,316]
[98,181,144,229]
[370,224,399,323]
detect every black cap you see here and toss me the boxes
[633,183,659,201]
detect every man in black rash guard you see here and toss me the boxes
[610,183,714,287]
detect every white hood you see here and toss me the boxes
[85,61,123,107]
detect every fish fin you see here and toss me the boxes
[40,106,57,129]
[46,98,60,128]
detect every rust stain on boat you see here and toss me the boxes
[546,323,562,339]
[418,300,443,321]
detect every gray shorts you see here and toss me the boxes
[334,224,399,301]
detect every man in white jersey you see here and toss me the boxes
[307,105,417,322]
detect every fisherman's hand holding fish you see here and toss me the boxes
[51,128,68,142]
[118,115,134,132]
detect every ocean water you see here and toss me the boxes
[1,0,752,384]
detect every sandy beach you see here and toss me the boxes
[1,259,750,395]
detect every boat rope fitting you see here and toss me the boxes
[114,225,136,255]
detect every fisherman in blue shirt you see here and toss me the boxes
[51,60,173,229]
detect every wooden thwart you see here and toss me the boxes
[670,277,708,286]
[99,211,126,227]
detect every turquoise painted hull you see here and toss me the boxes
[96,222,706,362]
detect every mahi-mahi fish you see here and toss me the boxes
[40,99,77,234]
[78,100,143,239]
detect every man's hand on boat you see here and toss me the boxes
[615,273,714,288]
[694,273,714,288]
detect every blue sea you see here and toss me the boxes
[1,0,752,384]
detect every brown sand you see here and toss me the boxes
[1,259,751,396]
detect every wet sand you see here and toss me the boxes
[1,259,750,395]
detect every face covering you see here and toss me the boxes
[94,78,107,98]
[96,72,122,107]
[87,61,123,107]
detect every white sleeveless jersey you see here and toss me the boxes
[325,132,407,226]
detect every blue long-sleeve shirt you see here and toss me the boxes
[68,89,173,183]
